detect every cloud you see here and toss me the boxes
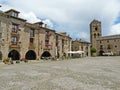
[68,31,89,40]
[109,23,120,35]
[19,12,41,23]
[0,0,120,41]
[19,12,54,28]
[42,19,53,28]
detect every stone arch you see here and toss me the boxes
[94,33,96,38]
[0,51,2,60]
[25,50,36,60]
[41,51,51,59]
[99,50,105,56]
[98,33,100,37]
[8,50,20,60]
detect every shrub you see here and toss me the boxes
[3,58,10,64]
[91,47,97,53]
[91,47,97,57]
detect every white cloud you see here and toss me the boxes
[0,0,120,41]
[109,23,120,35]
[19,12,53,28]
[42,19,53,28]
[19,12,41,23]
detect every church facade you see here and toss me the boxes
[90,19,120,56]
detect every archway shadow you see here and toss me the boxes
[25,50,36,60]
[8,50,20,60]
[41,51,51,60]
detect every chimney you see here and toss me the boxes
[45,24,47,28]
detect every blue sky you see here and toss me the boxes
[0,0,120,41]
[114,14,120,24]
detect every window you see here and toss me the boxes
[62,39,64,49]
[12,12,18,17]
[94,33,96,38]
[115,45,117,48]
[0,21,1,26]
[30,38,34,43]
[12,24,18,33]
[98,33,100,37]
[100,45,103,49]
[95,27,98,31]
[11,37,17,44]
[107,40,109,43]
[81,46,83,51]
[30,29,34,37]
[107,44,111,49]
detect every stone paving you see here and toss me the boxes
[0,56,120,90]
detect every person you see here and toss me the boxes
[63,53,66,59]
[9,57,14,64]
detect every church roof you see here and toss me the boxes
[96,34,120,40]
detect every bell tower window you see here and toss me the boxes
[94,33,96,38]
[95,27,98,31]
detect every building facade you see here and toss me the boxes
[90,19,120,56]
[90,19,102,48]
[72,39,91,57]
[0,9,72,60]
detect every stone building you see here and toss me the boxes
[96,35,120,56]
[79,39,91,56]
[90,19,102,48]
[90,19,120,56]
[72,39,91,57]
[0,8,72,60]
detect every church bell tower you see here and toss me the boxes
[90,19,102,48]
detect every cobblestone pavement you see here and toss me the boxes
[0,56,120,90]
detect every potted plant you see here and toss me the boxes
[91,47,97,57]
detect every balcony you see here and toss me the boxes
[43,46,51,50]
[45,37,49,41]
[10,42,20,48]
[45,43,52,47]
[46,33,52,37]
[11,31,19,36]
[10,44,20,48]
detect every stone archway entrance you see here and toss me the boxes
[41,51,51,59]
[0,51,2,60]
[25,50,36,60]
[8,50,20,60]
[99,50,105,56]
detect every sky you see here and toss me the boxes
[0,0,120,41]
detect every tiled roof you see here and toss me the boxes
[96,34,120,40]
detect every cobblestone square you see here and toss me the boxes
[0,56,120,90]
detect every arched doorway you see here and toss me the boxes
[8,50,20,60]
[25,50,36,60]
[99,50,104,56]
[41,51,51,59]
[0,51,2,60]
